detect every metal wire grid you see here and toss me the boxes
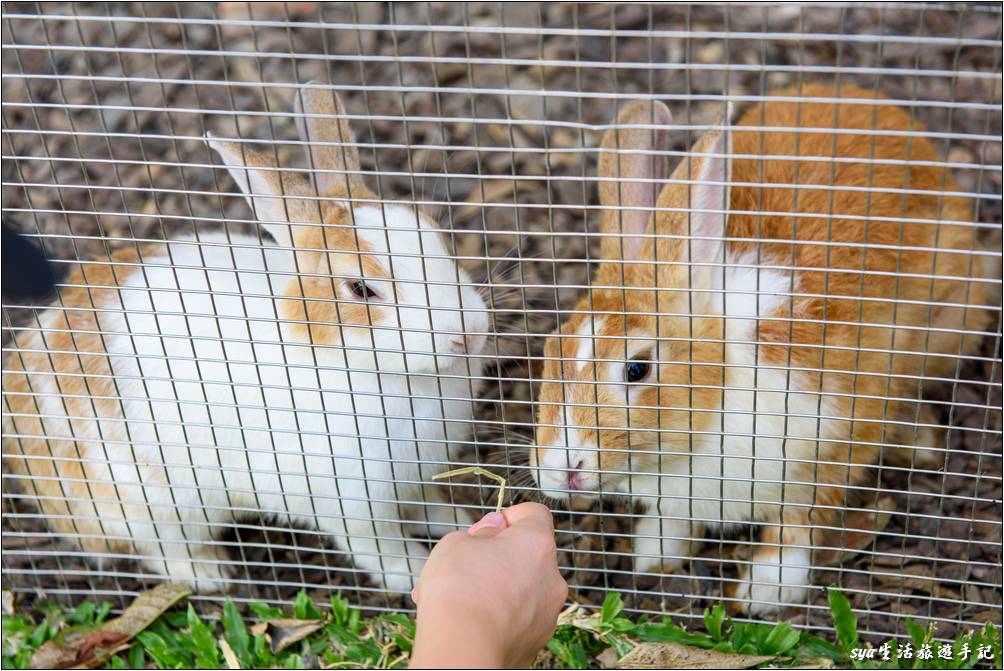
[1,2,1001,642]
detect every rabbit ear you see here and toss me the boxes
[295,83,369,198]
[598,99,672,262]
[207,134,309,248]
[678,104,733,293]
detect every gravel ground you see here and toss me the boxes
[2,2,1001,642]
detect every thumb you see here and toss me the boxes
[467,511,508,537]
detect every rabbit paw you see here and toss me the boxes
[377,553,424,594]
[731,549,811,616]
[410,495,477,541]
[155,554,231,593]
[634,546,688,576]
[632,516,698,575]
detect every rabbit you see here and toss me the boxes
[530,82,997,614]
[2,85,488,593]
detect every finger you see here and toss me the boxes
[501,501,555,532]
[411,587,419,605]
[468,510,508,536]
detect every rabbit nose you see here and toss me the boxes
[567,459,585,490]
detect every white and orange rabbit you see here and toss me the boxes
[3,85,488,592]
[531,83,996,613]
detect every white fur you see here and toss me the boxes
[633,257,822,608]
[576,316,603,372]
[338,206,488,373]
[732,546,812,616]
[34,220,486,593]
[535,316,608,491]
[638,257,822,610]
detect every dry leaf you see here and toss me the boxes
[219,637,242,670]
[531,648,559,669]
[596,647,620,668]
[218,2,317,20]
[876,565,963,601]
[29,631,131,670]
[2,591,14,616]
[455,180,539,221]
[869,554,911,568]
[616,642,774,669]
[256,618,326,653]
[969,609,1004,626]
[107,583,191,637]
[556,603,605,636]
[30,582,190,670]
[486,123,536,148]
[793,657,838,669]
[813,497,896,567]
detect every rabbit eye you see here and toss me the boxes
[625,359,651,383]
[348,280,378,300]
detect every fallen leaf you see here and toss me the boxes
[455,180,539,221]
[73,630,131,666]
[30,631,124,669]
[869,554,911,568]
[219,637,241,670]
[813,498,896,567]
[596,647,620,668]
[218,2,317,20]
[793,657,838,669]
[2,591,14,615]
[531,648,558,670]
[27,626,97,670]
[29,582,190,669]
[556,603,605,636]
[616,642,775,669]
[259,618,325,653]
[109,583,191,637]
[969,609,1004,626]
[875,567,963,601]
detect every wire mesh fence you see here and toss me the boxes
[2,1,1001,643]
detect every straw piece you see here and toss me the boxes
[432,466,507,514]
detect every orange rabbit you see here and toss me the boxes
[531,83,997,614]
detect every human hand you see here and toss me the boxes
[409,502,568,669]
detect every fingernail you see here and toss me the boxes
[410,588,418,604]
[468,511,506,535]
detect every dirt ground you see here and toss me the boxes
[2,2,1001,642]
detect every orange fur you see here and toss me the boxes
[4,245,158,554]
[279,204,394,345]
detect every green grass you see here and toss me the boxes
[826,591,1002,671]
[2,588,999,669]
[545,592,844,667]
[2,591,415,670]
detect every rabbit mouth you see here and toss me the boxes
[431,351,479,373]
[534,466,606,499]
